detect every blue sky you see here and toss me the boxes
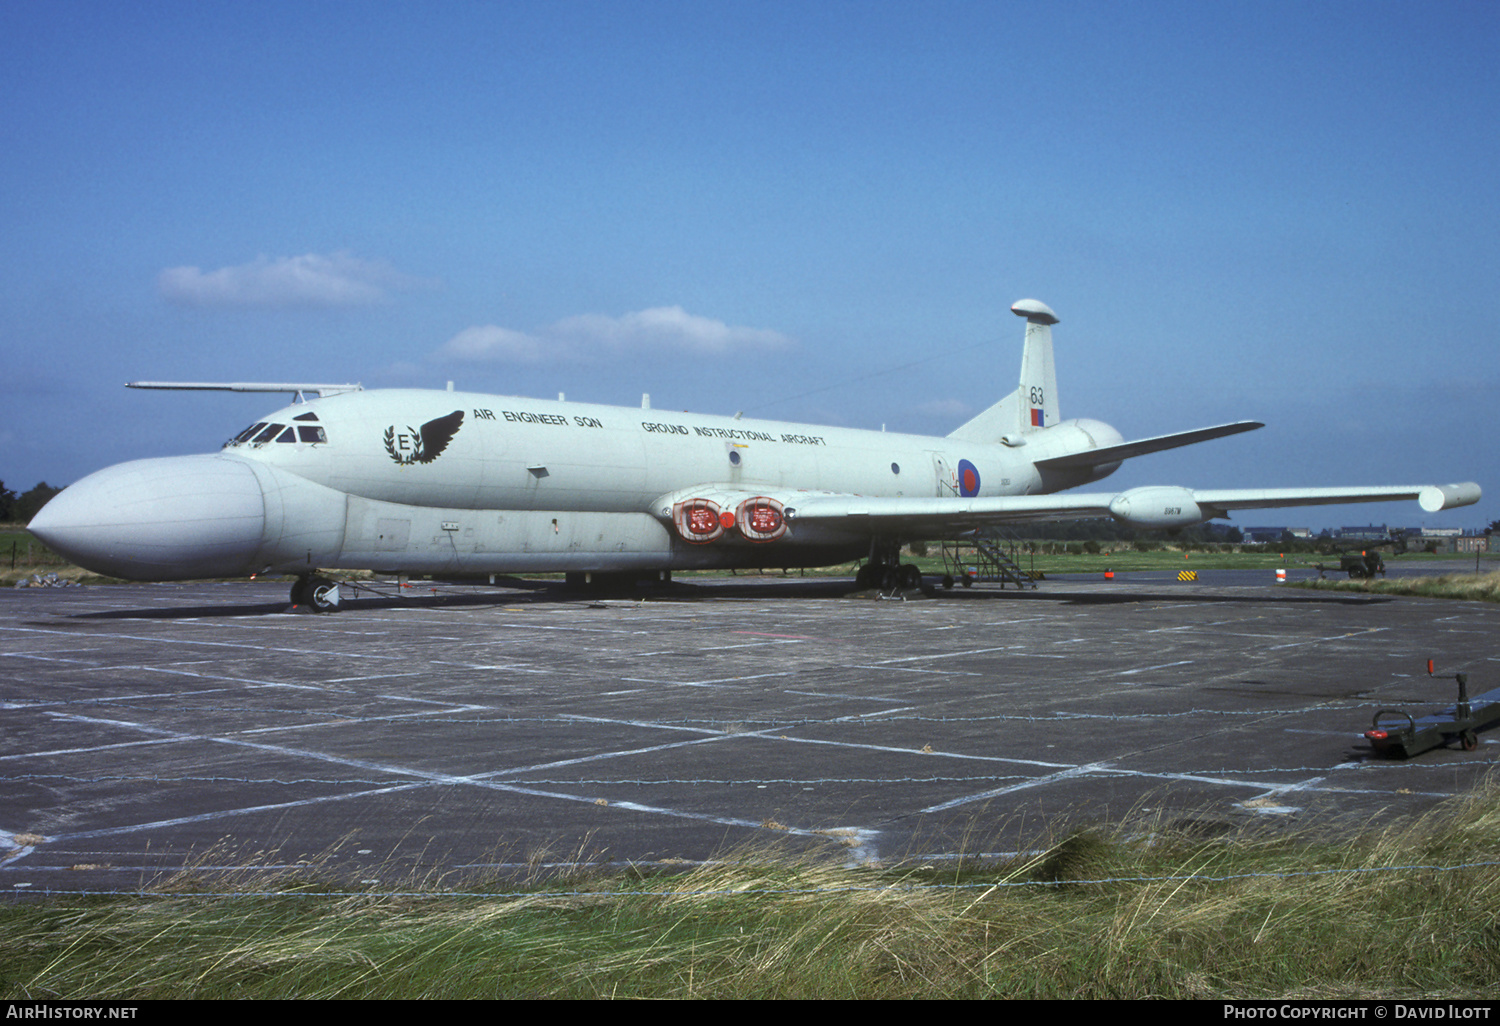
[3,1,1495,531]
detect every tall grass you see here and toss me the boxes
[1292,570,1500,603]
[5,783,1500,999]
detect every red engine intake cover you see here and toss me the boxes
[674,499,725,543]
[736,497,787,542]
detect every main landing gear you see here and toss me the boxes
[290,573,342,612]
[854,539,923,592]
[854,562,922,591]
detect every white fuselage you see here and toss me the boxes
[31,387,1122,580]
[248,390,1063,510]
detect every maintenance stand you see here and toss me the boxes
[1365,660,1500,758]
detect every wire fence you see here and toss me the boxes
[4,536,68,571]
[10,857,1500,902]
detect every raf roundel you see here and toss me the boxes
[957,459,981,497]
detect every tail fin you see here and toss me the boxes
[947,299,1059,443]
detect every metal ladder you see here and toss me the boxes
[940,529,1038,589]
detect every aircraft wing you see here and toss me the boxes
[1187,484,1482,518]
[783,482,1481,535]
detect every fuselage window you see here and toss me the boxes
[297,425,328,444]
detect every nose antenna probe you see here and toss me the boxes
[127,381,364,403]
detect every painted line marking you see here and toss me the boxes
[23,711,855,850]
[1118,660,1196,675]
[844,664,985,677]
[0,625,407,661]
[872,645,1024,665]
[1267,628,1390,651]
[922,762,1117,813]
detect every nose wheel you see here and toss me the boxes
[290,574,342,612]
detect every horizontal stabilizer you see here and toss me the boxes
[1035,421,1263,470]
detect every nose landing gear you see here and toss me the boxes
[290,574,342,612]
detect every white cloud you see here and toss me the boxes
[439,325,549,363]
[158,252,426,308]
[439,306,794,364]
[915,398,972,419]
[552,306,793,355]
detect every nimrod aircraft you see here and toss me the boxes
[29,300,1480,609]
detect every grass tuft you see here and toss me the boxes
[1290,570,1500,603]
[1030,829,1122,888]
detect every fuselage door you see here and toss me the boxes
[931,453,957,497]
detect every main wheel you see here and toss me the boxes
[1462,730,1478,752]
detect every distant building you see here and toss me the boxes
[1397,529,1490,554]
[1241,527,1312,544]
[1337,525,1390,540]
[1244,527,1287,543]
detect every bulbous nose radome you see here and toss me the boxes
[27,455,267,580]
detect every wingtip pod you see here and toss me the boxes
[1107,485,1204,529]
[1418,482,1482,513]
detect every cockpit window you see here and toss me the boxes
[223,417,329,448]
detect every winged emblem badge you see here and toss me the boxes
[384,410,464,465]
